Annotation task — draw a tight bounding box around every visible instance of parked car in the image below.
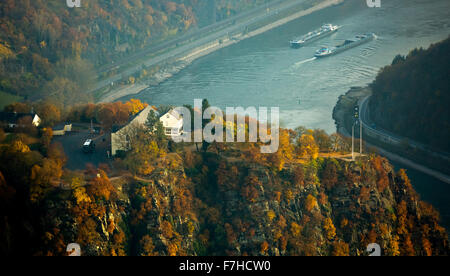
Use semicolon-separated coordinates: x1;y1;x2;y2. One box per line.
82;139;95;153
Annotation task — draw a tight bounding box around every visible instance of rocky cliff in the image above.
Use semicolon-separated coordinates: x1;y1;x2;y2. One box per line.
32;151;449;256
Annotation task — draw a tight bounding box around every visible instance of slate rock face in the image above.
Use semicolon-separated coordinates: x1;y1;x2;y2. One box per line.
38;154;449;256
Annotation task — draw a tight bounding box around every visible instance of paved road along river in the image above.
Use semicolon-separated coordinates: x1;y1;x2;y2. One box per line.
122;0;450;229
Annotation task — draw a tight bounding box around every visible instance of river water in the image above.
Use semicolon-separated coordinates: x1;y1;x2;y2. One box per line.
123;0;450;228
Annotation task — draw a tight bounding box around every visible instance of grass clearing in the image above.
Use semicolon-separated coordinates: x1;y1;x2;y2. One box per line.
0;90;23;110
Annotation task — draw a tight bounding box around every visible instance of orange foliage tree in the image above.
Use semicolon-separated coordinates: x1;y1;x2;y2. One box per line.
86;170;116;201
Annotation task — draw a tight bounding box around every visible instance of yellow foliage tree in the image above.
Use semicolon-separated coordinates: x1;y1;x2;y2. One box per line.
323;218;336;240
290;222;302;237
167;242;178;256
30;158;63;202
297;134;319;159
86;170;115;201
126;99;147;115
0;42;14;60
387;235;400;256
305;194;318;212
267;210;276;222
11;140;30;153
73;187;91;205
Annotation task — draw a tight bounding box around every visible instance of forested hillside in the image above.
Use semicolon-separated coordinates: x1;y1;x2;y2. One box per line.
0;0;274;105
369;37;450;152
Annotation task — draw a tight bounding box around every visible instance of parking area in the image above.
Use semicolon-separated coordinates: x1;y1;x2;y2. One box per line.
53;127;111;171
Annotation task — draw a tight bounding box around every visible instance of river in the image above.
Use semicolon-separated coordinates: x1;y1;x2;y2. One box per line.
122;0;450;228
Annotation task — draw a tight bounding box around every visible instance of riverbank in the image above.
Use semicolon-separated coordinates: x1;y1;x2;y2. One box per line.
333;86;450;184
97;0;344;103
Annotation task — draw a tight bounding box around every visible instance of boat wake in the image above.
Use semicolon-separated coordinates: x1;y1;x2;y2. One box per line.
294;57;317;67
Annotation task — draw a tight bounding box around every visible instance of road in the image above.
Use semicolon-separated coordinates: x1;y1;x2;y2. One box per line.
53;129;111;171
360;95;450;160
359;95;450;184
95;0;292;75
90;0;330;93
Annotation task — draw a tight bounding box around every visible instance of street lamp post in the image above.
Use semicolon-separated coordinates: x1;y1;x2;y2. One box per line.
352;122;355;160
352;105;360;161
360;119;363;155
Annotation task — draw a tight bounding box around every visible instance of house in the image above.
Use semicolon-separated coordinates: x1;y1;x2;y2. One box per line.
159;109;183;137
111;105;158;156
110;106;184;156
53;124;72;136
0;112;41;129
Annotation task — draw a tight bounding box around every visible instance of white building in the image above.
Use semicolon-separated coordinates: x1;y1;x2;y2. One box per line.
53;124;72;136
31;114;41;127
111;106;184;156
0;112;41;129
159;109;183;137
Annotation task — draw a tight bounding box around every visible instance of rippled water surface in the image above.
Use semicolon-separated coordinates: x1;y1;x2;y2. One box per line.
122;0;450;228
125;0;450;132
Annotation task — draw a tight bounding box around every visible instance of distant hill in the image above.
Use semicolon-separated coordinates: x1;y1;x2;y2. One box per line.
369;37;450;152
0;0;274;105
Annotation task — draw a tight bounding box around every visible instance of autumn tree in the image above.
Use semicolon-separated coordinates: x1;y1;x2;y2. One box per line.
292;166;305;187
47;142;67;166
97;104;116;130
241;174;261;203
41;128;53;150
10;139;31;153
140;235;156;256
126;99;147;115
290;222;302;237
35;102;61;127
330;133;349;152
305;194;318;212
4;102;31;113
73;186;91;205
387;235;401;256
0;128;5;143
77;217;101;247
16;116;37;135
402;235;415;256
323;218;336;240
332;241;349;256
30;158;63;203
267;129;294;171
296;134;319;159
42;77;88;106
260;241;269;255
86;170;116;201
161;220;174;239
312;129;332;152
321;159;339;190
125;140;164;176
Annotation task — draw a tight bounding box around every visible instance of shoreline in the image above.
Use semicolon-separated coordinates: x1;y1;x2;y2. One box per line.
333;87;450;184
98;0;344;103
